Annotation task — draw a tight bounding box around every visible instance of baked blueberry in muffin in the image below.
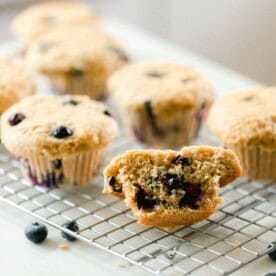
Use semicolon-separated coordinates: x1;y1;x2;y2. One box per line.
104;146;241;227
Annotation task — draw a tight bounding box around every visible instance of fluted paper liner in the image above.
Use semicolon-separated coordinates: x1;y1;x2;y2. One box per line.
230;144;276;180
121;106;204;149
19;150;103;188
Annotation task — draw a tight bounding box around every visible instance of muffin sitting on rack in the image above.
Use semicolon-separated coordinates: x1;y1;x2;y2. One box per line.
208;87;276;180
108;61;214;148
11;1;100;48
26;26;128;100
1;95;119;188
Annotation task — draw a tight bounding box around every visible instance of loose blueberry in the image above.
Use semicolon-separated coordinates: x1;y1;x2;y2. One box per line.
173;155;190;166
103;110;112;117
265;273;276;276
108;176;122;193
51;126;73;139
179;183;203;209
61;221;79;241
53;159;62;169
268;242;276;261
61;99;78;106
25;222;48;244
136;186;157;210
8;113;26;126
147;72;163;78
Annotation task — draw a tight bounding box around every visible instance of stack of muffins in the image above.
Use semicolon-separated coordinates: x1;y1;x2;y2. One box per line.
0;1;275;228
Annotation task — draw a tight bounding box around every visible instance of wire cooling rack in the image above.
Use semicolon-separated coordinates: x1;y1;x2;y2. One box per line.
0;123;275;276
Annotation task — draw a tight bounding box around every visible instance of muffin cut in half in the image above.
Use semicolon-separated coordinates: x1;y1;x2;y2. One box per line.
104;146;241;228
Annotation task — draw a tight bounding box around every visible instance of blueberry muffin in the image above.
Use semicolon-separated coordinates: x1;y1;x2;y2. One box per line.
108;61;214;148
11;1;100;47
0;59;35;120
26;26;128;100
104;146;241;227
208;87;276;180
1;95;119;188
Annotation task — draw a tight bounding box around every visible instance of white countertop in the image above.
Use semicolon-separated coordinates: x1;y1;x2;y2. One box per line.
0;19;274;275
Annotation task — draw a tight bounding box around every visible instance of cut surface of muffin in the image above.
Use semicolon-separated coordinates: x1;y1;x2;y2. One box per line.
104;146;241;227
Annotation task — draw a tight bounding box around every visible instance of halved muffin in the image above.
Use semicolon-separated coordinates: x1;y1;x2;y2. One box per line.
104;146;241;228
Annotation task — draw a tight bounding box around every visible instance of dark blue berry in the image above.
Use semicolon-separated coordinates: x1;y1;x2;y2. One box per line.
136;186;157;210
179;183;203;209
104;110;112;117
8;113;26;126
268;242;276;261
173;155;190;166
265;273;276;276
144;100;164;137
53;159;62;169
25;222;48;244
61;221;79;241
159;173;184;191
51;126;73;139
108;176;122;193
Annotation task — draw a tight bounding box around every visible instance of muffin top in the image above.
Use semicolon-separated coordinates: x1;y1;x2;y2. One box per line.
108;61;214;110
207;87;276;149
26;26;128;74
1;95;119;158
12;1;100;44
0;59;35;114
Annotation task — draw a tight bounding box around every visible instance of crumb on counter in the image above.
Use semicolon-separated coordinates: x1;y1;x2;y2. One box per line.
58;243;69;250
116;262;126;268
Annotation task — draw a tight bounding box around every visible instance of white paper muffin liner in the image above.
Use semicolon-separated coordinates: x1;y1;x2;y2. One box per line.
18;150;103;188
121;103;207;149
230;144;276;180
49;74;107;100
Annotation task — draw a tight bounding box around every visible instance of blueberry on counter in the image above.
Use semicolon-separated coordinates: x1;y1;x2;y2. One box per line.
25;222;48;244
61;221;79;241
268;241;276;261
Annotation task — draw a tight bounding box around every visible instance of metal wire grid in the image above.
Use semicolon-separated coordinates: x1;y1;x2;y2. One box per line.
0;127;275;276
